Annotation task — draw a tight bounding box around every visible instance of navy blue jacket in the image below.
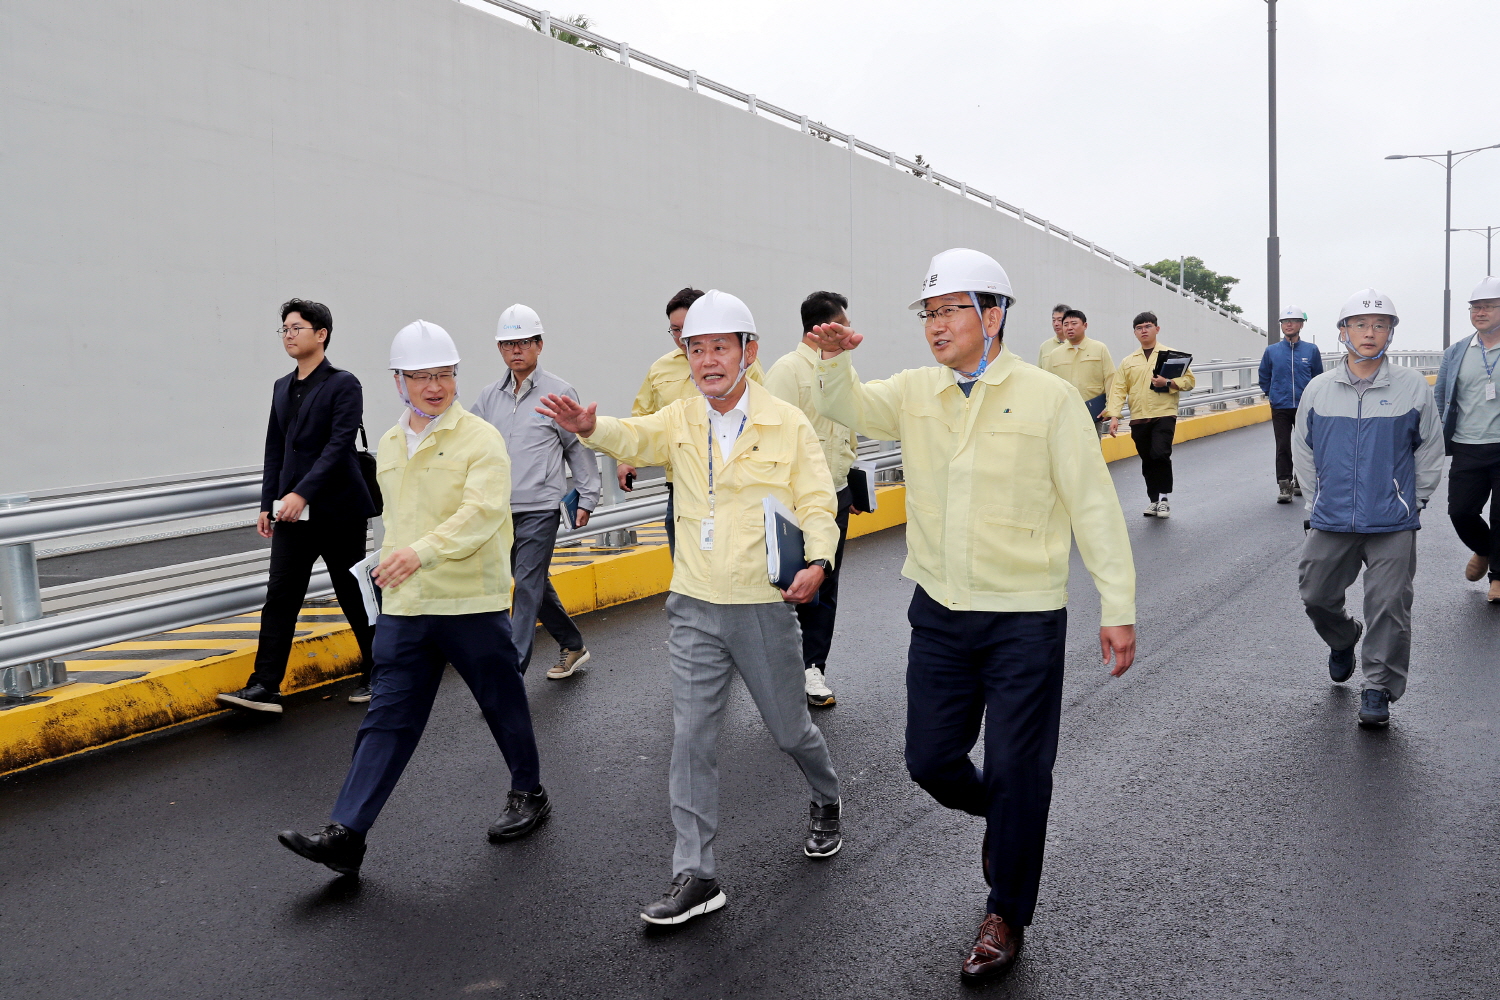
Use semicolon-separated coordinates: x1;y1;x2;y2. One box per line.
1257;338;1323;410
261;359;377;521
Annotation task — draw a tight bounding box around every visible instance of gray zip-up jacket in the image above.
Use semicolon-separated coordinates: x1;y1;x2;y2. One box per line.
471;368;602;514
1291;359;1443;534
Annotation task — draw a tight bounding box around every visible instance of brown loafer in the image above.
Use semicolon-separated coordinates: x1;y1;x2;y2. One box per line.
1489;578;1500;604
1466;553;1490;582
960;913;1023;983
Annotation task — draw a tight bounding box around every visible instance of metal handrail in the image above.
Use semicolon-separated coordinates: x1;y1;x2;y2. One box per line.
0;474;261;548
472;0;1267;337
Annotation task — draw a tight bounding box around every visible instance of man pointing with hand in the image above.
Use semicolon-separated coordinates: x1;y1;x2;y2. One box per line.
809;248;1137;984
539;289;844;928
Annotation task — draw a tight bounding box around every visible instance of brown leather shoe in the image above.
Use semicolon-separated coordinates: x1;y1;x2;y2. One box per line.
960;913;1023;983
1466;553;1490;582
1488;578;1500;603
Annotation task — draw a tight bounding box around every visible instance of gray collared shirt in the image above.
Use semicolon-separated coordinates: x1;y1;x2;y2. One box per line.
1452;335;1500;445
470;368;602;513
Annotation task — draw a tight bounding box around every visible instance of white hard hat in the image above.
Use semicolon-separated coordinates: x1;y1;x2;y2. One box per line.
681;289;758;342
908;248;1015;310
1279;306;1308;322
390;320;461;370
496;303;544;341
1336;289;1399;328
1469;276;1500;303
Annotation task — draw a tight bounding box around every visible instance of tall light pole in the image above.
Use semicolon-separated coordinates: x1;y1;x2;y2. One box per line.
1386;142;1500;348
1265;0;1279;346
1452;225;1496;277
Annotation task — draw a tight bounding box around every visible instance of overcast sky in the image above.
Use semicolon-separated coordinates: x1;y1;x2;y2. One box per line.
466;0;1499;350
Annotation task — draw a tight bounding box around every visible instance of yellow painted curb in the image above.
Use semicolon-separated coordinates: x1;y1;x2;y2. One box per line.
4;396;1284;775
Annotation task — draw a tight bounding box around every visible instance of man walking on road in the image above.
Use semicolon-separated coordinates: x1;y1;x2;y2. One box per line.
1434;277;1500;602
539;290;843;928
218;299;378;714
1294;290;1444;728
1105;311;1197;518
278;321;550;877
1036;303;1070;370
472;304;601;678
1258;306;1324;504
810;249;1137;984
618;288;764;554
764;290;861;709
1044;308;1114;433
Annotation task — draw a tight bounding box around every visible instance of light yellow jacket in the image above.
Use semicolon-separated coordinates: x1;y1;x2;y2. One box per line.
374;403;514;616
814;347;1136;625
1046;336;1116;401
583;380;839;605
1104;342;1197;420
763;341;860;491
1037;337;1066;370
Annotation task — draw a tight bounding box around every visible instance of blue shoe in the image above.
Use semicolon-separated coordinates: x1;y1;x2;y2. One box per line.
1327;620;1363;683
1358;688;1391;727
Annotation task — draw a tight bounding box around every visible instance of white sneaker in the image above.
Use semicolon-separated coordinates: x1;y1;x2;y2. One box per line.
1155;497;1171;519
804;666;836;708
1142;501;1158;517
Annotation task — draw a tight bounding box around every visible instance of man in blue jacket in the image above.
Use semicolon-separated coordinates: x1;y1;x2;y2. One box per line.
219;299;379;713
1292;290;1444;728
1259;306;1324;504
1433;277;1500;602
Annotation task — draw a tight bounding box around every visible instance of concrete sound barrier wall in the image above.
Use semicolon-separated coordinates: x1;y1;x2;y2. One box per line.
0;0;1265;494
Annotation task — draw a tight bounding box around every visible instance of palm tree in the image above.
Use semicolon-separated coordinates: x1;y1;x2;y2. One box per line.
531;13;603;55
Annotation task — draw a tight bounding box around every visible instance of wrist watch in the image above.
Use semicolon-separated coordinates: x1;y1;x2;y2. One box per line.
808;559;832;571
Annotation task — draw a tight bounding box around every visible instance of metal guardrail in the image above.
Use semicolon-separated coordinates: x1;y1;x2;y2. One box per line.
471;0;1267;338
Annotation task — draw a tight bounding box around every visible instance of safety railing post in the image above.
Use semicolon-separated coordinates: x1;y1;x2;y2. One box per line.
0;495;66;698
1209;361;1227;410
539;10;551;35
1238;359;1257;405
592;455;637;549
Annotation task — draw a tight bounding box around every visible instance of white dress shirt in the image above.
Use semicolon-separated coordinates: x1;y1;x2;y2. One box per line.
706;396;749;457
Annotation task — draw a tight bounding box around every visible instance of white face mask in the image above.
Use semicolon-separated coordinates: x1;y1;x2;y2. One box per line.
393;370;459;418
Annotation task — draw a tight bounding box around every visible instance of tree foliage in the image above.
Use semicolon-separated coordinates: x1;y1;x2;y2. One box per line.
1143;256;1243;314
531;13;602;55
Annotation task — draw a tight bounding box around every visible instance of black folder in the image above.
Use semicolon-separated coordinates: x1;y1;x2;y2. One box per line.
763;496;805;591
1150;350;1193;391
847;461;879;514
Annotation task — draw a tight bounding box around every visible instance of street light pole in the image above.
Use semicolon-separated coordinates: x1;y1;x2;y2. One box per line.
1386;142;1500;349
1453;225;1496;278
1265;0;1280;346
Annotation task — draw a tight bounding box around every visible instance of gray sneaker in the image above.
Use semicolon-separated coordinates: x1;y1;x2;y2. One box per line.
1358;688;1391;727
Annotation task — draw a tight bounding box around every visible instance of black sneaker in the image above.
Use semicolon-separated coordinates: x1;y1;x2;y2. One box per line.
805;799;842;857
278;823;365;875
1328;620;1363;683
1358;688;1391;727
347;685;372;704
487;785;551;842
640;873;726;925
217;683;283;714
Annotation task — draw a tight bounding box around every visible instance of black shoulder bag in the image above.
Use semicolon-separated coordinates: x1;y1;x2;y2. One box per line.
357;423;383;513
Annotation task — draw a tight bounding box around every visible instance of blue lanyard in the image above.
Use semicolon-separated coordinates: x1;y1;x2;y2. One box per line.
706;411;747;519
1478;340;1499;381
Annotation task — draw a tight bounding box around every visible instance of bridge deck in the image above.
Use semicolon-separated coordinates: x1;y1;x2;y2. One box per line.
3;420;1496;998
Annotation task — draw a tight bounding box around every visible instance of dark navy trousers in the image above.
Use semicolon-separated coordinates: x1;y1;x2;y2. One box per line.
330;611;541;833
904;586;1066;927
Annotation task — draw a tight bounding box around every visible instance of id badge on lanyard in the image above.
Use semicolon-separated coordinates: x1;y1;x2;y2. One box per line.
702;412;746;550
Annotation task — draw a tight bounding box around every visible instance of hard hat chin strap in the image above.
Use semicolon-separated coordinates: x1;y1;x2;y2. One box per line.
954;292;1007;380
1338;325;1395;363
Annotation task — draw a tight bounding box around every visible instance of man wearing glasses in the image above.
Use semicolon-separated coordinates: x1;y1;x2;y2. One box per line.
218;299;378;713
1434;277;1500;602
810;249;1136;983
1293;290;1443;728
472;304;601;678
618;287;764;553
278;320;549;877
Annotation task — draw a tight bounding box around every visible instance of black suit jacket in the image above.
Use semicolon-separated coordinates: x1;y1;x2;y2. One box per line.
261;359;377;521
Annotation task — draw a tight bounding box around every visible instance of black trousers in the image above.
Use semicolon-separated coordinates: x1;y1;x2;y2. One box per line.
903;586;1067;927
795;487;853;671
1130;416;1177;501
330;611;540;832
1449;442;1500;580
1271;407;1298;482
249;517;373;692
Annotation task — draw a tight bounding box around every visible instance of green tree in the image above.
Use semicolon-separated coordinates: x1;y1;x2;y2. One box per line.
531;13;602;55
1143;256;1243;314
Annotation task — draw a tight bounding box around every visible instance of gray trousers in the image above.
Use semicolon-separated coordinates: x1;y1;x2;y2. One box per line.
1298;529;1417;700
509;509;584;672
664;592;841;879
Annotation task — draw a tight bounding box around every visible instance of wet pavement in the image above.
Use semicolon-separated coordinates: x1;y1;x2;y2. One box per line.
4;422;1498;999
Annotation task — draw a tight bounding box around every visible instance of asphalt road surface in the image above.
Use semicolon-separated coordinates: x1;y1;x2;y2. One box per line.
4;423;1498;999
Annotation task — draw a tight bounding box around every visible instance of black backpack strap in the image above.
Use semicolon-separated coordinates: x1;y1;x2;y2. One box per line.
359;422;369;450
